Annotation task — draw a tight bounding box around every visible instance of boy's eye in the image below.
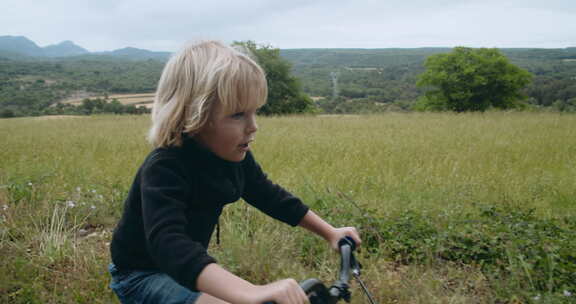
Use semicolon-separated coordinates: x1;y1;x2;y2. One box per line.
230;112;244;119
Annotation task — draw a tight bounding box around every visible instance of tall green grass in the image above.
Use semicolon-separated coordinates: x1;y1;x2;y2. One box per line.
1;113;575;303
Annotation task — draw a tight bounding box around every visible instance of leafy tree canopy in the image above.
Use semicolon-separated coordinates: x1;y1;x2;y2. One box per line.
234;41;316;115
417;47;533;112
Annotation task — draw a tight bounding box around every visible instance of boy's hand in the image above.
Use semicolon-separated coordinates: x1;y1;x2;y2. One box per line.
251;279;309;304
297;211;361;252
329;227;361;251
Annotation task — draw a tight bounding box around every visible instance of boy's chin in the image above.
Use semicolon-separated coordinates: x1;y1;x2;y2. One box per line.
223;151;247;163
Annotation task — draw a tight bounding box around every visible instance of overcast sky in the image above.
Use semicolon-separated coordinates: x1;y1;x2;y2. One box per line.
3;0;575;52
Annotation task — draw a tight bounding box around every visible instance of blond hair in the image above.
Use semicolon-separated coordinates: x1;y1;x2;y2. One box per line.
148;41;268;148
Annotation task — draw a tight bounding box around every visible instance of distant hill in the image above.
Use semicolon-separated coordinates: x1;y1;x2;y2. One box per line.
93;47;170;60
280;47;576;68
0;35;170;60
0;36;44;57
280;48;453;68
1;36;575;117
43;40;89;57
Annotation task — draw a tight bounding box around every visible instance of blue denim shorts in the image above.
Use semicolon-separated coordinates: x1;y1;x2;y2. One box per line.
108;263;201;304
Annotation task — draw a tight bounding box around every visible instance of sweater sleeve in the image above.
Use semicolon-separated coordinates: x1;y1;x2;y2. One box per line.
241;151;309;226
140;155;216;291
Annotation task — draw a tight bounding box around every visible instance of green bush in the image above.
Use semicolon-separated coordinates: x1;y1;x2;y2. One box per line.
312;193;575;300
374;205;576;298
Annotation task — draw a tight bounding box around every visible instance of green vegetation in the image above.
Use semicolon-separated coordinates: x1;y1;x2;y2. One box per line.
50;98;150;116
3;47;576;118
0;57;162;117
416;47;533;111
236;41;316;115
1;113;575;303
282;48;576;113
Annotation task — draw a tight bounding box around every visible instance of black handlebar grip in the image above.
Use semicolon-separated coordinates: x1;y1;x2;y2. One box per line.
300;278;332;304
338;236;356;251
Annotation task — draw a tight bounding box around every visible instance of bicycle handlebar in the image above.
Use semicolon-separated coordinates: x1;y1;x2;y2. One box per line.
300;236;359;304
264;237;360;304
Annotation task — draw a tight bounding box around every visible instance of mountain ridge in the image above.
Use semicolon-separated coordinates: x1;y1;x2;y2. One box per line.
43;40;89;57
3;35;575;62
0;35;171;60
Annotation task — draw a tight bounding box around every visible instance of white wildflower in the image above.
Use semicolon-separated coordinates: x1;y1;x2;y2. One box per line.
90;205;96;210
28;182;33;186
564;290;573;297
2;204;7;211
98;195;104;200
66;200;76;208
533;295;541;301
76;187;81;192
91;189;97;193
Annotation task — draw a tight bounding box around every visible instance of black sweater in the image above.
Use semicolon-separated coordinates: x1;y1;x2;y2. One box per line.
110;138;309;291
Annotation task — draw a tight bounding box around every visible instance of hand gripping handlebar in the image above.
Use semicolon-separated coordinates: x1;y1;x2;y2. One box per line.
267;237;377;304
299;236;360;304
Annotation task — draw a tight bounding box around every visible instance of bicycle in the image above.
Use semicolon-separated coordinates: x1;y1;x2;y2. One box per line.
298;237;378;304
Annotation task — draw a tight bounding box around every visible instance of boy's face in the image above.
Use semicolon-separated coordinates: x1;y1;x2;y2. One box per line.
194;103;259;162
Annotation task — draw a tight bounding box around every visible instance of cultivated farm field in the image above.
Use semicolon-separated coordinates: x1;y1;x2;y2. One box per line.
63;93;155;109
0;113;575;303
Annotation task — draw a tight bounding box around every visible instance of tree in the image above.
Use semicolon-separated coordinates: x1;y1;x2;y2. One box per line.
553;98;576;112
234;41;316;115
417;47;533;112
0;108;15;118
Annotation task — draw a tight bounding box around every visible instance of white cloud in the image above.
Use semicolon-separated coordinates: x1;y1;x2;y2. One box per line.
1;0;574;51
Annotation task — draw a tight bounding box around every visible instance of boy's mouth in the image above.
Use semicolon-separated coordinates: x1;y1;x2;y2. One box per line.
239;139;254;150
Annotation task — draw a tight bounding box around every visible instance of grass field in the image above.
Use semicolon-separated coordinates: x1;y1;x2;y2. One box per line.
1;112;575;303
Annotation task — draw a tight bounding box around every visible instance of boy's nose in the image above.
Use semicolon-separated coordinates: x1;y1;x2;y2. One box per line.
246;116;258;133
